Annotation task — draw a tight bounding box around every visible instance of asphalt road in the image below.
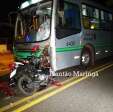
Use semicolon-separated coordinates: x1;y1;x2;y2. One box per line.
25;64;113;112
0;57;113;112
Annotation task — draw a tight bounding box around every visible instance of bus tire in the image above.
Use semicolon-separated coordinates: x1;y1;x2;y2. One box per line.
80;48;91;69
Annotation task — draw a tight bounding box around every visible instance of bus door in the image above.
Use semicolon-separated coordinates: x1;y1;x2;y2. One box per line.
54;0;82;71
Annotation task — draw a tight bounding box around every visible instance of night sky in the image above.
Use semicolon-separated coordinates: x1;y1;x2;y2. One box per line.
0;0;22;22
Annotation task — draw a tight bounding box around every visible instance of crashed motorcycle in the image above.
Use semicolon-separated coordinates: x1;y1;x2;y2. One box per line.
10;47;51;96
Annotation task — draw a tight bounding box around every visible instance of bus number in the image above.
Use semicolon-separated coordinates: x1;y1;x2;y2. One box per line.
66;41;76;47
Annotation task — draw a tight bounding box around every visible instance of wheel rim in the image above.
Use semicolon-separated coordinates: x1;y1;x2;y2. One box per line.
81;52;90;65
18;76;36;95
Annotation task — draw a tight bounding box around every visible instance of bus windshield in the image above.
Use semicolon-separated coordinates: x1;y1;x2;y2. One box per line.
15;1;52;42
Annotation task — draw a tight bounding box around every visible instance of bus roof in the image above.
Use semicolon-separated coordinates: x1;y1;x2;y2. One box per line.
19;0;113;13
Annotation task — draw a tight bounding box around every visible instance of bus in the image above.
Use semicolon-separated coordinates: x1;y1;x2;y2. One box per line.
13;0;113;72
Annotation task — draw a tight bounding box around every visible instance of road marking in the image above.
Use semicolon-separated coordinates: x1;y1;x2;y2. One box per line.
12;63;113;112
0;77;78;112
13;77;88;112
0;61;113;112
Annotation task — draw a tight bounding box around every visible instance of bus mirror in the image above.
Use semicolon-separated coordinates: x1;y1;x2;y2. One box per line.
58;0;64;11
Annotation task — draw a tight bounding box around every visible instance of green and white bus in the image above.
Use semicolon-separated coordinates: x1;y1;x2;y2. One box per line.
14;0;113;71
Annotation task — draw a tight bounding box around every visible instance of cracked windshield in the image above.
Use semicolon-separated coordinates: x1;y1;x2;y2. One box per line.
15;1;52;42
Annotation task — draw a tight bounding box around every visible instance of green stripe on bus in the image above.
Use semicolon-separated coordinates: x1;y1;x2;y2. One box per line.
56;46;83;52
56;44;113;53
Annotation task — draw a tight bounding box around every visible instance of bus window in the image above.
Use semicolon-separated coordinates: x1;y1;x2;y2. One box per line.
82;4;87;16
101;10;104;20
82;4;90;29
56;2;81;39
104;12;110;30
15;1;52;42
100;10;106;29
82;16;90;29
100;11;112;30
90;8;100;29
15;15;24;40
64;3;81;29
106;12;113;30
82;5;100;29
108;13;113;30
94;9;99;19
109;13;112;21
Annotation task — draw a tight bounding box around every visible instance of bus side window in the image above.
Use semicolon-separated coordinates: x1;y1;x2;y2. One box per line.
15;15;24;39
100;11;106;30
82;4;90;29
89;8;100;29
108;13;113;30
82;4;100;30
82;16;90;29
92;8;100;29
57;2;81;29
105;12;113;30
56;2;81;39
64;3;81;29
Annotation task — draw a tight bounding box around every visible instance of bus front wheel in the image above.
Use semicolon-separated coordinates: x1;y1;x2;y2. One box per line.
80;49;91;69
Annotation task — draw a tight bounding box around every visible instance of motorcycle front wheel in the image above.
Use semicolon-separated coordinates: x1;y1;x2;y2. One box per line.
18;75;37;96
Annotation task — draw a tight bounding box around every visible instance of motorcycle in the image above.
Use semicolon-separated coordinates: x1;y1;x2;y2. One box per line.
10;47;51;96
10;61;24;86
